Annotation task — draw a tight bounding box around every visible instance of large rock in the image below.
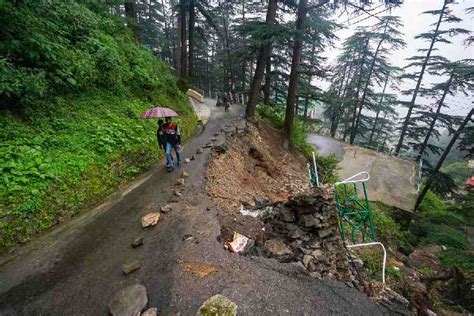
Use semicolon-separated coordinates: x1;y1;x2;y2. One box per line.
108;284;148;316
141;213;160;228
197;294;237;316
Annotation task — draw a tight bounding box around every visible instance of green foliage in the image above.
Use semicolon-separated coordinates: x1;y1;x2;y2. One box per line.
423;225;467;249
409;190;468;251
256;105;284;130
439;248;474;273
0;1;184;109
0;1;197;251
371;202;409;250
316;154;339;184
441;162;471;188
418;190;447;213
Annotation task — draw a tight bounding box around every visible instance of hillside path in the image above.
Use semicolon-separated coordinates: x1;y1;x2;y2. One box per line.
0;101;390;315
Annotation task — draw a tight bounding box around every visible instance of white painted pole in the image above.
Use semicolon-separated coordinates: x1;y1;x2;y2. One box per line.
312;151;319;188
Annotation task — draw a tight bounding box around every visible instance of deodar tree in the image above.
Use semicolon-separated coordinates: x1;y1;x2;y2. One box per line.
395;0;470;155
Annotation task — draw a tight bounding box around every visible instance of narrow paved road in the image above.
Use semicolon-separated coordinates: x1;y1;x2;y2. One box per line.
0;102;392;315
307;134;344;160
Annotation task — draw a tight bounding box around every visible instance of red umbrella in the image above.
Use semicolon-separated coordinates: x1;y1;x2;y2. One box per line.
140;107;178;119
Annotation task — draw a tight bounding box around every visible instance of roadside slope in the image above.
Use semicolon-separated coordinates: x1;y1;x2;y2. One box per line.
0;103;390;315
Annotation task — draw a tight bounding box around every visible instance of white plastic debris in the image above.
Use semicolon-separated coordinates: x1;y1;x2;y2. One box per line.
239;205;260;218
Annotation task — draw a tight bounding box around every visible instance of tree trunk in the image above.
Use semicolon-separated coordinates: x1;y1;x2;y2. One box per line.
176;10;182;77
349;37;370;144
330;63;350;137
223;15;236;97
395;1;447;155
188;0;195;80
417;71;454;160
368;74;389;144
245;0;278;120
125;0;136;22
179;0;187;79
284;0;308;139
351;22;388;144
415;108;473;211
241;0;247;94
303;97;309;120
263;54;272;106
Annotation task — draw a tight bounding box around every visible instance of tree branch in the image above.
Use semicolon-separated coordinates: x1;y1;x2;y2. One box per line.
306;0;330;13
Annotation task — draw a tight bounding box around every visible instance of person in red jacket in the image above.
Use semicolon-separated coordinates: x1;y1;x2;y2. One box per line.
163;117;181;171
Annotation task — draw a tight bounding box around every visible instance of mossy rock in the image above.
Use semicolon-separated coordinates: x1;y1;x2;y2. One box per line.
197;294;237;316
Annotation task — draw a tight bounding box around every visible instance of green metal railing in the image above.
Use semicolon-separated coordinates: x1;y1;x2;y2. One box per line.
334;172;375;243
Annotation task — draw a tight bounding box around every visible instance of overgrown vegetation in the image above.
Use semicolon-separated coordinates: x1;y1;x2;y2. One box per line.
0;1;196;251
256;105;338;184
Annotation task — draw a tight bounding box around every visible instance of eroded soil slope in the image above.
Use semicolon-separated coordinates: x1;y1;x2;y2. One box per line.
207;122;309;211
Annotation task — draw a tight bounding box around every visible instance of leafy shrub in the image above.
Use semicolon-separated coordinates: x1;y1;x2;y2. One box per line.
441;162;470;188
371;203;410;251
256;105;284;130
439;248;474;272
423;225;467;250
418;190;447;213
316;154;339;184
0;1;197;251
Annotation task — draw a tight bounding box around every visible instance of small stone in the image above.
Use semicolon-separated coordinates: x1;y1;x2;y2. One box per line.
174;190;182;197
176;178;185;186
213;145;226;154
197;294;237;316
142;307;158;316
161;205;173;213
131;237;144;248
311;249;323;258
203;142;213;148
197;148;204;154
318;228;333;239
181;171;190;178
302;214;319;227
108;284;147;316
141;212;160;228
122;260;141;275
190;155;196;160
214;133;219;137
206;207;211;211
303;255;312;268
211;137;218;142
182;234;193;241
264;239;293;257
185;158;191;163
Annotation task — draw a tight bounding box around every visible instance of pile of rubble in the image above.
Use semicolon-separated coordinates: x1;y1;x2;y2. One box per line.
262;187;353;282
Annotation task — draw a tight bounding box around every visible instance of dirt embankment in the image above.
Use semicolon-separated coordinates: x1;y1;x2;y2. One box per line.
206;122;310;240
207;122;309;211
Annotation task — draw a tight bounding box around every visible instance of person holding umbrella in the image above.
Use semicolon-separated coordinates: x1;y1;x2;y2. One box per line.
140;106;180;172
163;116;181;171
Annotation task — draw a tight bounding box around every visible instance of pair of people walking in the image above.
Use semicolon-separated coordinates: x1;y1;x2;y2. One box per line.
157;117;181;172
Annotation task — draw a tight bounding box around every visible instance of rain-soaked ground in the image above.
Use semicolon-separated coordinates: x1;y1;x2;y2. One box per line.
0;102;391;315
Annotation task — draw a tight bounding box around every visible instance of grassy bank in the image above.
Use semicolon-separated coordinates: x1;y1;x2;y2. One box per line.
0;1;196;251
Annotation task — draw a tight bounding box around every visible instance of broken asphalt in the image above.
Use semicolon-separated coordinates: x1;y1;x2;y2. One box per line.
0;100;391;315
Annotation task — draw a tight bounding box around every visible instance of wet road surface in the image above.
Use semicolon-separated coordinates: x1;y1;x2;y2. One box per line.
0;103;394;315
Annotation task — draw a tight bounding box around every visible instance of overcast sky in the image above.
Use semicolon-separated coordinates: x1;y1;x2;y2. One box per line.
319;0;473;117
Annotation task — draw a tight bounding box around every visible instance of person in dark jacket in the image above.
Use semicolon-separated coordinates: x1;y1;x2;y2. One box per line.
163;116;181;171
157;119;167;152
